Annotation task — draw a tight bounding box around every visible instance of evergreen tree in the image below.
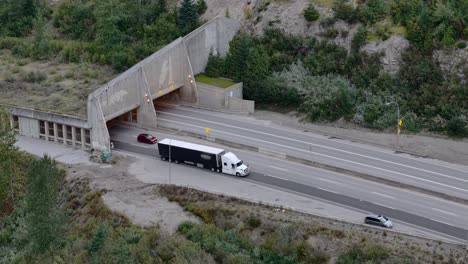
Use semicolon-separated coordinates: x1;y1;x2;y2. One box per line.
0;108;18;214
25;155;64;253
205;49;224;77
177;0;198;35
32;8;50;59
244;46;271;81
196;0;207;15
225;34;252;81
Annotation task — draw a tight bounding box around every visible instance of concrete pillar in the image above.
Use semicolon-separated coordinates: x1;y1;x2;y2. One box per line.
63;124;67;145
45;121;49;141
71;126;76;147
9;115;14;129
138;68;158;128
53;123;58;142
81;128;85;148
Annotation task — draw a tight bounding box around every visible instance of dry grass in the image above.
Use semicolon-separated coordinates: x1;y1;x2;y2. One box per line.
158;185;468;264
0;50;115;117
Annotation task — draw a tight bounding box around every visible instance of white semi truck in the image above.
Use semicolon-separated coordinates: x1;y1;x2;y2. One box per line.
158;139;249;177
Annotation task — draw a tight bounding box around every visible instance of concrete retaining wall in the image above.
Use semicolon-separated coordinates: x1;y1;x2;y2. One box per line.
196;82;254;113
196;83;227;109
228;97;255;113
8;106;89;128
7;106;92;149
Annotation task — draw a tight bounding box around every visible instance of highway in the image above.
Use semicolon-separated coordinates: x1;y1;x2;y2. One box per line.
109;125;468;241
154;105;468;201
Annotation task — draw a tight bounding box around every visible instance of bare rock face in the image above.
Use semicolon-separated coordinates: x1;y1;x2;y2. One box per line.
361;35;410;73
201;0;259;22
433;48;468;85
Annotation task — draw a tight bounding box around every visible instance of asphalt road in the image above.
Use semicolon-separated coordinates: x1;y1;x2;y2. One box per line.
154;105;468;200
109;126;468;241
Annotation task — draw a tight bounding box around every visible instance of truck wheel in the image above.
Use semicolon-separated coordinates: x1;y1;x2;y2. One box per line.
211;168;215;172
236;172;240;177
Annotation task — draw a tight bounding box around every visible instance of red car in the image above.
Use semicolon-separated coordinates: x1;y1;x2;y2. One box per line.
137;133;157;144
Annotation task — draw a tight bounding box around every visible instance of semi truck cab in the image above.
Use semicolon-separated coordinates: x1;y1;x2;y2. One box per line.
221;152;249;177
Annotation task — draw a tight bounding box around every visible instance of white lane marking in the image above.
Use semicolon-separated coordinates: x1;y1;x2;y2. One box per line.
432;208;457;216
317;187;338;194
317;178;341;185
158;118;468;194
371;202;395;210
371;192;396;199
159;107;468;174
269;166;289;172
157;112;468;181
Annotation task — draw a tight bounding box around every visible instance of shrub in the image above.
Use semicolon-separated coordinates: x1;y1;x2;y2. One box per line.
24;71;47;83
351;26;367;52
83;69;99;79
110;49;136;72
357;0;388;24
178;221;196;234
196;0;207;15
333;0;357;23
11;42;34;58
447;117;468;137
299;75;357;121
246;216;261;229
365;243;391;261
456;41;466;49
320;16;338;27
337;245;365;263
88;225;107;255
304;5;320;21
319;28;339;39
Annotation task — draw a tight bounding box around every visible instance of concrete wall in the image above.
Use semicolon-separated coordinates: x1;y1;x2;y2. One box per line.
6;106;92;149
228;97;255;113
196;83;226;109
184;17;241;75
195;82;254;113
8;106;89;128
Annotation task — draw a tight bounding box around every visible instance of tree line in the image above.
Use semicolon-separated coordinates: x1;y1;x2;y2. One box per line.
0;0;207;71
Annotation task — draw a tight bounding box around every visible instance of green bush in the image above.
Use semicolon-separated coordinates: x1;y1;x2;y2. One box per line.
447;117;468;137
401;112;421;133
246;216;261;229
304;5;320;21
357;0;388;25
299;75;357;121
351;26;367;52
196;0;207;15
11;41;34;58
364;243;391;261
333;0;357;23
456;41;466;49
337;245;365;264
